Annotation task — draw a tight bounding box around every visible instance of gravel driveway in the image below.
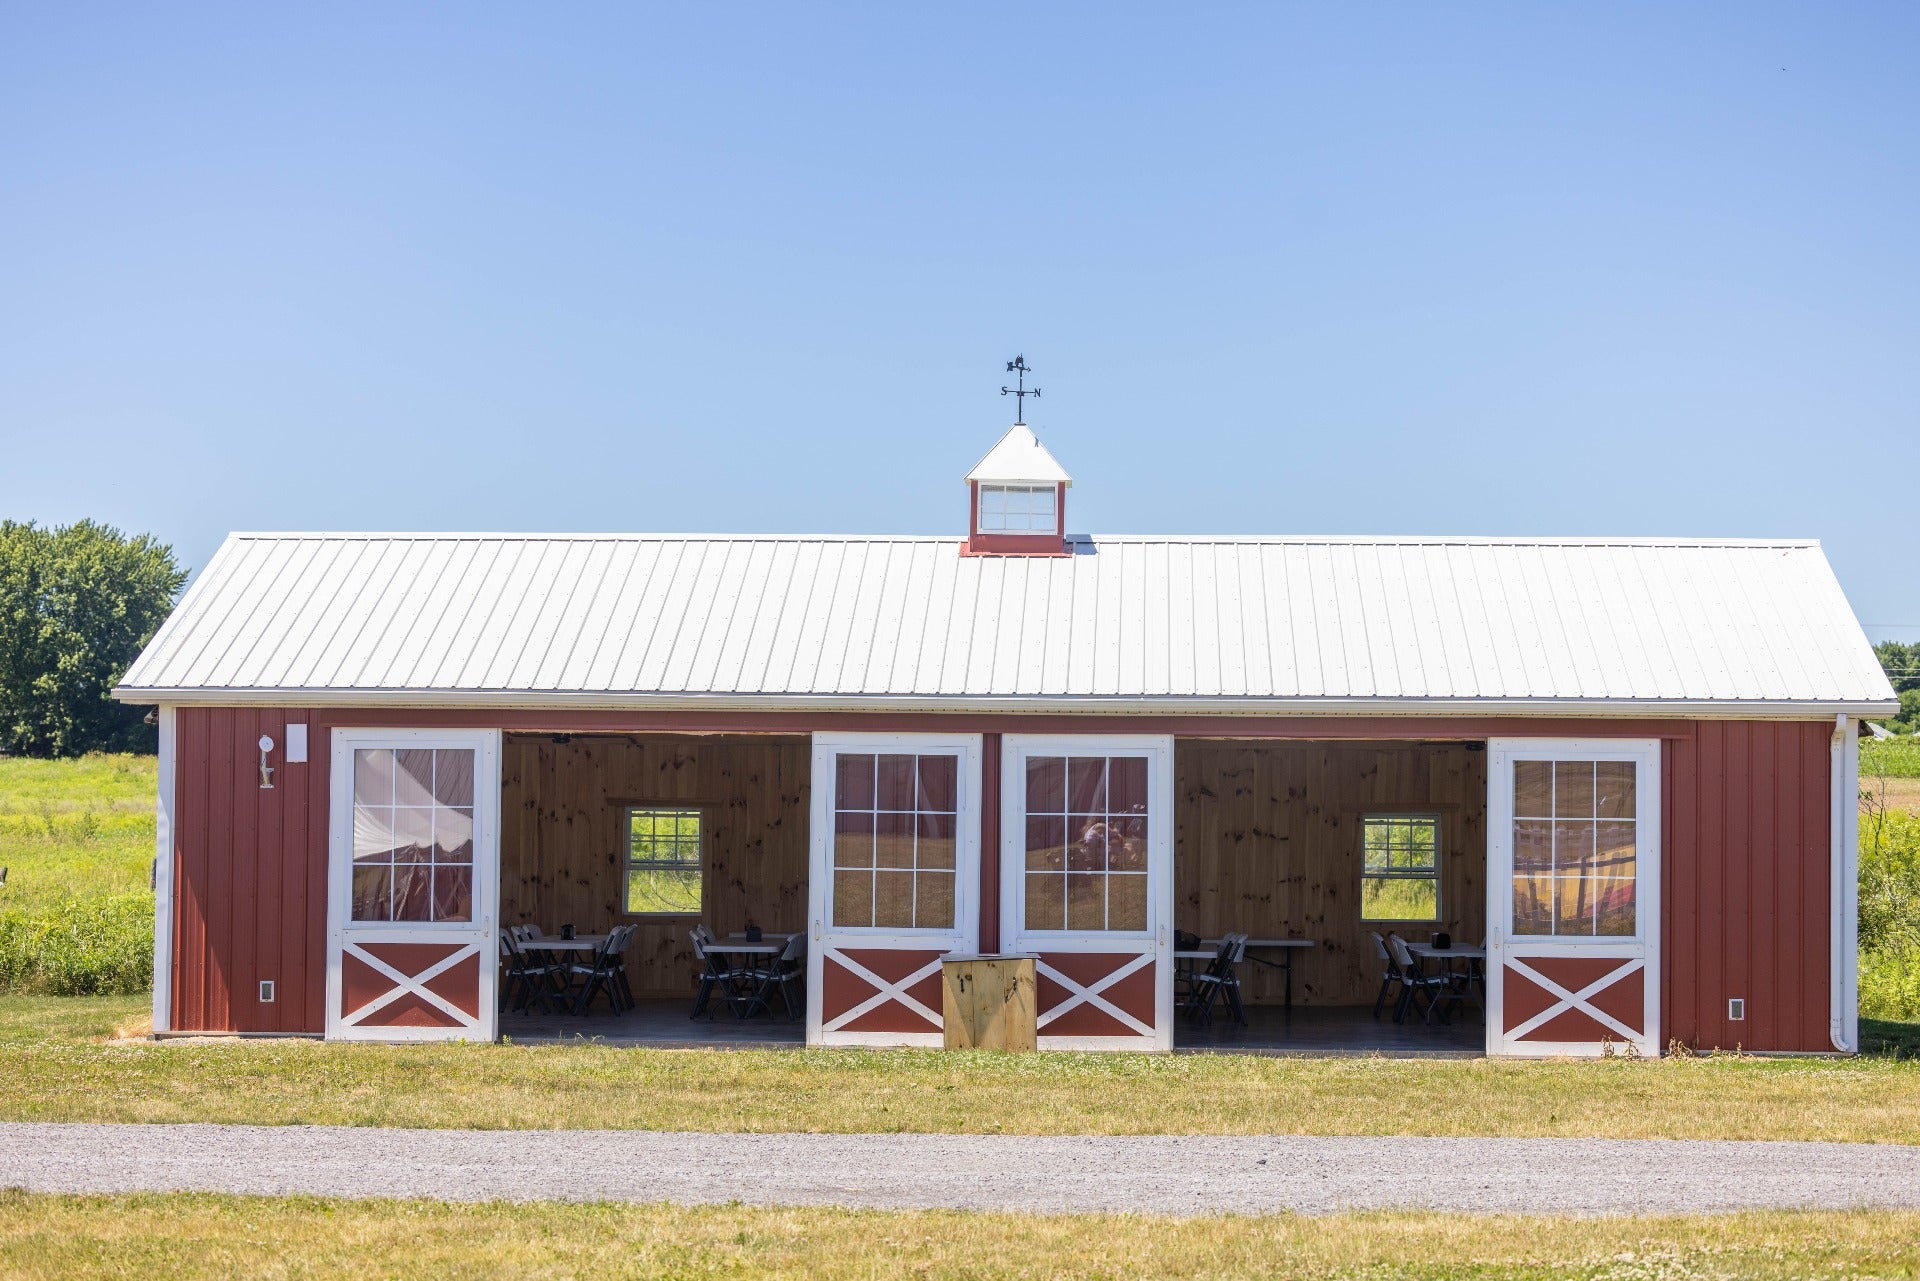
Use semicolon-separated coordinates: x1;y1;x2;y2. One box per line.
5;1123;1918;1216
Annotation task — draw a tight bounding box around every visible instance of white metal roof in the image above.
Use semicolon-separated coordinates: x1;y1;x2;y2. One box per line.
114;533;1896;716
965;425;1073;485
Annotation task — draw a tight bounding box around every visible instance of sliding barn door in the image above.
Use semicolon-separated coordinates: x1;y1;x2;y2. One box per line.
807;733;982;1047
326;729;501;1042
1001;735;1173;1051
1487;738;1661;1057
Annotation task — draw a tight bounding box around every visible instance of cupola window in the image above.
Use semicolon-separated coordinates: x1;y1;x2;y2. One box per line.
978;484;1058;533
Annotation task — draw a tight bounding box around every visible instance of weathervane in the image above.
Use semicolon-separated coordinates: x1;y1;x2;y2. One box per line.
1001;355;1041;425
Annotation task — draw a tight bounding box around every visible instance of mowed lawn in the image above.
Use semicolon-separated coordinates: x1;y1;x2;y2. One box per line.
1;1191;1918;1280
8;995;1920;1142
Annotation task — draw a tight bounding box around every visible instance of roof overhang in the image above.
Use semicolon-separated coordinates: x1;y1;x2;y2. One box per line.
110;686;1900;719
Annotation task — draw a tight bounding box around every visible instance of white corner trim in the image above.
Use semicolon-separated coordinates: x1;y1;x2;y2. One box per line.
152;706;176;1034
1831;714;1859;1053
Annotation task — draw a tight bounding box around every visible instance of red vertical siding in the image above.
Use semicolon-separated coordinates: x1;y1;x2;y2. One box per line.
171;706;206;1029
1662;719;1833;1052
169;707;325;1033
164;708;1844;1047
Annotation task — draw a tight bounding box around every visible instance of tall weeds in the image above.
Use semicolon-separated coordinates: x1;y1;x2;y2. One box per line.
0;755;155;995
1859;751;1920;1021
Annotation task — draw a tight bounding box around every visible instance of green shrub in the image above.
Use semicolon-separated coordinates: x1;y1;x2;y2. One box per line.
1858;782;1920;1022
1859;809;1920;955
1860;943;1920;1023
0;753;155;995
0;891;153;995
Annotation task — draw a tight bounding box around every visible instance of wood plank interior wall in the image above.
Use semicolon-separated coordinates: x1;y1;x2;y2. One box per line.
1174;740;1488;1006
499;733;811;997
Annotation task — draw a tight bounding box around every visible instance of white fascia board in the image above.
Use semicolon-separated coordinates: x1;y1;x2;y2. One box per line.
109;685;1902;719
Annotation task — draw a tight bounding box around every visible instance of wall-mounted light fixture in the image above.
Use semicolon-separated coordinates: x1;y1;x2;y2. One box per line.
258;735;275;789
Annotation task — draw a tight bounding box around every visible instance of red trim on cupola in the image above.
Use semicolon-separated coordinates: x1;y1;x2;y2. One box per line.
960;480;1069;557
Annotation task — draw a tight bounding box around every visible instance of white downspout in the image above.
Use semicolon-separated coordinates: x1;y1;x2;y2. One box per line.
152;706;176;1035
1830;713;1859;1053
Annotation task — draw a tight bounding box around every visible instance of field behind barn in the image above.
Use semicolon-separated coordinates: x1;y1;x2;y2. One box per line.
1860;739;1920;1020
0;755;154;996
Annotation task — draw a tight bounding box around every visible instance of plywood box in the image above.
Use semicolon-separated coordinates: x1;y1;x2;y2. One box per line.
942;955;1037;1051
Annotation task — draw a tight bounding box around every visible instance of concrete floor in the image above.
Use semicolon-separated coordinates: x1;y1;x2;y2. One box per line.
500;998;1484;1055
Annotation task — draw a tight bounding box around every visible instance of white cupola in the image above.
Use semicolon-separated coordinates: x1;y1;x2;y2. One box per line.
962;423;1072;556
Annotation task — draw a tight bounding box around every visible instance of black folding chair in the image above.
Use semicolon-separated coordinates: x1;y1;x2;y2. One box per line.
1388;933;1464;1025
690;928;746;1019
568;925;634;1015
608;926;636;1011
1187;933;1249;1027
499;929;565;1014
740;933;807;1019
1370;930;1407;1019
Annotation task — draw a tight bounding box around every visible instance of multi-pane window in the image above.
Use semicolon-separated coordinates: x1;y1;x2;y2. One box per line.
351;748;475;923
832;753;959;929
1360;815;1440;922
978;484;1058;532
1512;760;1637;937
624;808;702;915
1024;755;1149;932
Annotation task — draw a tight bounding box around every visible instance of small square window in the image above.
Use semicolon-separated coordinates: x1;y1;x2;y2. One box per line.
979;484;1057;533
625;807;703;915
1360;814;1440;922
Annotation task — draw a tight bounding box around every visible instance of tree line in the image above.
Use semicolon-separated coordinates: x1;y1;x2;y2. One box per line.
1876;641;1920;734
0;521;185;757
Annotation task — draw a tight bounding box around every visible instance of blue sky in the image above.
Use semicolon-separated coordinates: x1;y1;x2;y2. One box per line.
2;4;1915;640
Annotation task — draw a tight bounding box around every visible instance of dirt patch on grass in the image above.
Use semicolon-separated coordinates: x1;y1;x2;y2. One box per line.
1865;776;1920;817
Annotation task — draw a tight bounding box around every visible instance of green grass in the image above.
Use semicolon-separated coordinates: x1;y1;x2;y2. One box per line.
1862;737;1920;779
1;1193;1917;1280
6;994;1920;1142
0;754;155;994
1860;1016;1920;1058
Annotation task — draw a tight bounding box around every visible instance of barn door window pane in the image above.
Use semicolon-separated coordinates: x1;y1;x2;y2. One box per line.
830;752;958;929
624;808;703;915
349;747;475;923
1511;759;1637;937
1025;754;1149;932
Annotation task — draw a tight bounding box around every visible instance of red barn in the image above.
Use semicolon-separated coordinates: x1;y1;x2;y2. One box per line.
114;424;1896;1055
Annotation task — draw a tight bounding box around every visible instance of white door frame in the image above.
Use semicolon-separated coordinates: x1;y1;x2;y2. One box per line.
1487;737;1661;1057
806;732;983;1047
325;727;502;1042
1001;734;1174;1051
